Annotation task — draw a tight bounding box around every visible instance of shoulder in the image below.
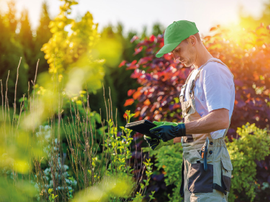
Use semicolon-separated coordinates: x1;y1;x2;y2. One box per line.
201;60;233;80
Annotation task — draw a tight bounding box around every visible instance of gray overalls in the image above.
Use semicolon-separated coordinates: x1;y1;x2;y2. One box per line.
179;58;233;202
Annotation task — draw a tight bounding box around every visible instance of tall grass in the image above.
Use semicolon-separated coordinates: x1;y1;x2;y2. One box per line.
0;59;153;202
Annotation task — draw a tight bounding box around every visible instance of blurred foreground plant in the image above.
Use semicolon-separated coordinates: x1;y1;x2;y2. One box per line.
72;174;133;202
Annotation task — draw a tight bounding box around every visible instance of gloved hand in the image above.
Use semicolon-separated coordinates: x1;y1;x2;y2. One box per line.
144;135;174;150
144;121;176;150
144;135;160;150
150;121;186;142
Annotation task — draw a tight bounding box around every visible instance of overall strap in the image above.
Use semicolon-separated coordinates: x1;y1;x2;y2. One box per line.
179;68;195;103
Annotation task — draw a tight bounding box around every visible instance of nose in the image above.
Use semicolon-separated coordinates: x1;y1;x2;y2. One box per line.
172;52;179;60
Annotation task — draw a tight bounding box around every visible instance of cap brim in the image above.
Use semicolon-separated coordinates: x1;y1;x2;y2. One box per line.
155;42;180;58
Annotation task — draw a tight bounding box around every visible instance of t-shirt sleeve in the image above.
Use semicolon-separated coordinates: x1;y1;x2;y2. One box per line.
201;63;233;112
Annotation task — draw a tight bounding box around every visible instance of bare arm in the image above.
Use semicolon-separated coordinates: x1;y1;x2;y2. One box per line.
173;108;229;143
185;108;229;134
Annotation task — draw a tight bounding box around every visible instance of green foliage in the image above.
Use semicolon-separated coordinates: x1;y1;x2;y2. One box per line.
32;1;52;79
88;23;141;129
0;176;37;202
72;173;134;202
41;0;104;95
132;193;144;202
132;158;156;202
105;119;133;174
67;109;139;202
18;8;35;75
5;0;17;33
34;133;77;201
0;11;28;106
140;158;153;190
48;188;58;201
153;144;183;202
238;1;270;43
227;123;270;202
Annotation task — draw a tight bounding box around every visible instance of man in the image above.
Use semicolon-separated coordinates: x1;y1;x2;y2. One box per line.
145;20;235;202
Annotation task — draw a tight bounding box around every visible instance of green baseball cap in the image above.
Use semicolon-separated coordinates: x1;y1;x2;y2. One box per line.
156;20;199;58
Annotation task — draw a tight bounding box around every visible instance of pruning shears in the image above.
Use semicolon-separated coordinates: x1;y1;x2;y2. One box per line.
200;137;209;171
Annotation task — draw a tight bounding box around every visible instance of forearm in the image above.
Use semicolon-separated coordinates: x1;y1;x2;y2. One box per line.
149;109;229;143
185;108;229;134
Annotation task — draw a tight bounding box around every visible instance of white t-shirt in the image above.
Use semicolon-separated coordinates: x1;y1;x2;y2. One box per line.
184;59;235;139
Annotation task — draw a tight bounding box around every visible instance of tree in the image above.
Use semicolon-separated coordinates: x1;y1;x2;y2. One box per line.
238;1;270;43
18;9;35;81
152;22;164;36
34;1;52;77
86;23;142;127
0;6;28;108
5;0;17;33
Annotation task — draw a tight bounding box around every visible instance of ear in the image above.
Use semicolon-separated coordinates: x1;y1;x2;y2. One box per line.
189;35;197;46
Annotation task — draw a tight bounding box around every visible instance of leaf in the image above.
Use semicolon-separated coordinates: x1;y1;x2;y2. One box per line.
133;88;142;99
126;60;137;70
133;47;143;55
203;36;211;41
134;111;140;118
118;60;126;68
149;35;155;42
144;99;151;106
127;89;136;96
130;35;139;43
140;106;148;117
164;53;173;60
154;114;162;120
124;99;134;107
138;56;152;65
209;27;217;32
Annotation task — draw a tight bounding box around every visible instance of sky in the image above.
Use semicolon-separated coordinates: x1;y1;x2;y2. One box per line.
0;0;268;35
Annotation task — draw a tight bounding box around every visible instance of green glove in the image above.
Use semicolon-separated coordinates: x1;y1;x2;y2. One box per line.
150;121;186;142
152;121;178;127
144;121;176;150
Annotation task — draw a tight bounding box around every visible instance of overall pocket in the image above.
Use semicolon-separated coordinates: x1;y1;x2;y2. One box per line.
221;159;233;192
188;163;213;193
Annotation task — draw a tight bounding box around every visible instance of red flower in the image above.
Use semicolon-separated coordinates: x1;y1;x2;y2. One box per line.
123;112;128;120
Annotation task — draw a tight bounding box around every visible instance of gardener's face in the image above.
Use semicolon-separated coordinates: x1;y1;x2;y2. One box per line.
171;37;196;67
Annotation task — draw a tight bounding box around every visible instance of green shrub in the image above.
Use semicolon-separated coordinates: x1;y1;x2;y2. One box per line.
152;144;183;202
227;123;270;202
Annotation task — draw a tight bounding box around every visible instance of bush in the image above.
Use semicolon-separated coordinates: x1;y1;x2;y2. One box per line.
152;144;183;202
227;123;270;202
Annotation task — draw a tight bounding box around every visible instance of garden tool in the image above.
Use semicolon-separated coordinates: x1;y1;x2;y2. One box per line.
200;137;209;171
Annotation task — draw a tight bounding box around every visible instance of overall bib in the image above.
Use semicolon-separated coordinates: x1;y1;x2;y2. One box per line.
178;58;233;202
